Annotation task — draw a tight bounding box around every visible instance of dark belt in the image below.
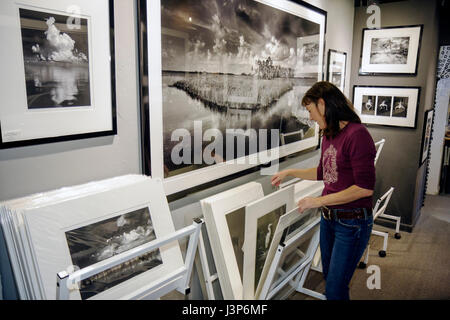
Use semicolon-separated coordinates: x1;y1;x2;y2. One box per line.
321;206;372;220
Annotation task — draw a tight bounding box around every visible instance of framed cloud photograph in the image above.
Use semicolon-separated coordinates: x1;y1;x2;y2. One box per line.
353;86;420;128
360;25;423;75
420;109;434;166
327;49;347;92
200;182;265;300
0;0;116;149
138;0;326;195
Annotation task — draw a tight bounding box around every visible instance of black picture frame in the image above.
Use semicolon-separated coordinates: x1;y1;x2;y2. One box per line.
419;108;434;167
358;24;423;76
137;0;327;196
0;0;117;149
352;85;421;129
326;49;347;91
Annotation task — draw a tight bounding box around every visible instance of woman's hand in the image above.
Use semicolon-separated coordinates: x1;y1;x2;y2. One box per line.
297;197;322;213
271;170;290;187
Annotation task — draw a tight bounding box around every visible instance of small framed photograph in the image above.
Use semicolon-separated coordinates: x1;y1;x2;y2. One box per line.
327;49;347;92
353;86;420;128
420;109;434;166
360;25;423;75
0;0;116;149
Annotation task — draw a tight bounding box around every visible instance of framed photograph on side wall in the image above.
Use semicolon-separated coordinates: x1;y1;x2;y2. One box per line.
353;85;420;128
420;109;434;166
360;25;423;76
0;0;116;149
138;0;326;195
327;49;346;92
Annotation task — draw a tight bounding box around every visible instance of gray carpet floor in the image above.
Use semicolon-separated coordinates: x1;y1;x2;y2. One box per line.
289;194;450;300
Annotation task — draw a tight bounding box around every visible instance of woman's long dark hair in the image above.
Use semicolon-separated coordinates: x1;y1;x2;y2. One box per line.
301;81;361;138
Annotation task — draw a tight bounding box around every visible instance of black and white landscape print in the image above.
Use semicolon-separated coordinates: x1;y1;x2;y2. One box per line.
161;0;321;176
362;95;376;115
20;8;91;108
392;96;408;118
376;96;392;117
370;37;409;64
65;207;162;300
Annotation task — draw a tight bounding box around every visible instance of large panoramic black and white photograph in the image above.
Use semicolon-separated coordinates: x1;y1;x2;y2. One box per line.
65;207;162;300
360;25;422;75
20;8;91;108
159;0;322;177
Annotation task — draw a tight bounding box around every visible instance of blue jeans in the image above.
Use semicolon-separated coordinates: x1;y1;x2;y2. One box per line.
320;212;373;300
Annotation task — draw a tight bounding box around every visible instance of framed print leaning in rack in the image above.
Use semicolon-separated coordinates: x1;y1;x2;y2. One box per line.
360;25;423;75
353;86;420;128
419;109;434;166
138;0;326;195
0;0;116;149
327;49;346;92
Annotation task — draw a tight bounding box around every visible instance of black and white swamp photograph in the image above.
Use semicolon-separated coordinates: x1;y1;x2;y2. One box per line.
20;8;91;109
161;0;320;177
370;36;410;64
65;207;162;300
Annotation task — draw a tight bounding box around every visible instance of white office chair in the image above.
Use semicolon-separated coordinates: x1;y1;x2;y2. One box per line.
358;186;402;268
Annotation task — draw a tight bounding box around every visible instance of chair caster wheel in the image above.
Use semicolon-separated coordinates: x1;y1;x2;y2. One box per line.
379;250;386;257
358;262;367;269
395;233;401;239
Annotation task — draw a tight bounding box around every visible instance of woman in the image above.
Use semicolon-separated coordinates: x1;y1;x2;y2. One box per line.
271;81;376;300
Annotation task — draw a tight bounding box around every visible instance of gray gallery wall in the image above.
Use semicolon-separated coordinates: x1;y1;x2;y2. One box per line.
349;0;440;230
0;0;356;299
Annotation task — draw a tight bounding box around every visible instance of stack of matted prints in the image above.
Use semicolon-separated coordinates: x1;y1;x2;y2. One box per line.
0;175;183;300
200;180;324;300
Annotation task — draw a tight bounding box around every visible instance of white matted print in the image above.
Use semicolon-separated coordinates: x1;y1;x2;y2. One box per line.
360;25;423;75
21;178;183;299
255;183;323;299
243;185;295;299
141;0;325;195
353;86;420;128
200;182;264;300
0;0;116;148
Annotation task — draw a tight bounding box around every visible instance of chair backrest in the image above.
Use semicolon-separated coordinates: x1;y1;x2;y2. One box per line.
374;139;386;165
372;187;395;220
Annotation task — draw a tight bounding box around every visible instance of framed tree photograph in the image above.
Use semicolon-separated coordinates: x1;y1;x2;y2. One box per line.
353;86;420;128
138;0;326;195
360;25;423;76
420;109;434;166
327;49;347;92
0;0;116;149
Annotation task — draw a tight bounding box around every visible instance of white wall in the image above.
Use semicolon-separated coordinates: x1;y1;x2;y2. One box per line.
0;0;141;202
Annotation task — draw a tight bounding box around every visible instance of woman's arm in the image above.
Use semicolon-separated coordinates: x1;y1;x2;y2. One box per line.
271;167;318;186
297;185;373;213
